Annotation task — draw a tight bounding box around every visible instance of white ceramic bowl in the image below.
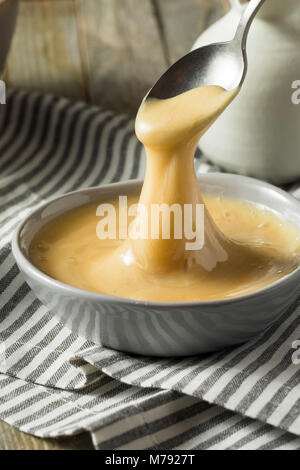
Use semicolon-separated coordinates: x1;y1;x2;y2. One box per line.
12;174;300;356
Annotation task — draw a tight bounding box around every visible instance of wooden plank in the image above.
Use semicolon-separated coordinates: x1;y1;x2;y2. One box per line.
75;0;169;115
0;419;94;450
5;0;87;100
153;0;230;65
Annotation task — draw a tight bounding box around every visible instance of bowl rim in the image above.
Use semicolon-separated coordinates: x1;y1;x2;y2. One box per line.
12;173;300;309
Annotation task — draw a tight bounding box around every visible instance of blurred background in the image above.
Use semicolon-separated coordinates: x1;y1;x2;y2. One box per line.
1;0;229;115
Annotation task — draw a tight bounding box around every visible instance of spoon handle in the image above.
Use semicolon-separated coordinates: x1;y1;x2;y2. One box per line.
234;0;266;49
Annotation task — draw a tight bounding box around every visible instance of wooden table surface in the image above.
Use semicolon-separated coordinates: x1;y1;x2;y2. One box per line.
1;0;229;450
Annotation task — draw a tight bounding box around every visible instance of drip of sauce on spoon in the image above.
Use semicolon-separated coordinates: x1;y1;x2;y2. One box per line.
131;85;239;273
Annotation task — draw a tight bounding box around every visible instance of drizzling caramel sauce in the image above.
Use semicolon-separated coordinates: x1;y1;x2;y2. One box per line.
30;86;300;302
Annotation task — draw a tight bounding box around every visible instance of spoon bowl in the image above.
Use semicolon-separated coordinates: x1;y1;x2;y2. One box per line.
147;41;245;100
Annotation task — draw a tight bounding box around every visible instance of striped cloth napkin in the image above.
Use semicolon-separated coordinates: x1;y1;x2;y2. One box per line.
0;90;300;450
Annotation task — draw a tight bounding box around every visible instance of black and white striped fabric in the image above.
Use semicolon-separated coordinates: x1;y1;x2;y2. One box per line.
0;90;300;450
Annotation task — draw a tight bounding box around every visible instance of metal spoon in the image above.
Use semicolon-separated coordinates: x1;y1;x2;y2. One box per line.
146;0;266;100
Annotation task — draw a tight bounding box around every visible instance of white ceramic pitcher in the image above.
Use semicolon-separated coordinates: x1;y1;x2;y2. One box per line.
192;0;300;184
